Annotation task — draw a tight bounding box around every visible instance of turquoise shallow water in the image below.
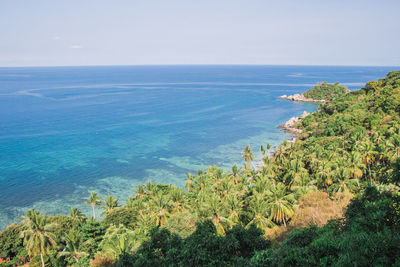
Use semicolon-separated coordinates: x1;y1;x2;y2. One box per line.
0;65;394;228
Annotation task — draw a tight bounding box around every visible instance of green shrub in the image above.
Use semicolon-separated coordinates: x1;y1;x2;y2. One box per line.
303;82;348;101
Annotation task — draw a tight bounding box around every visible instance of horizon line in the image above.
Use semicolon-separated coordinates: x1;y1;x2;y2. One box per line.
0;63;399;69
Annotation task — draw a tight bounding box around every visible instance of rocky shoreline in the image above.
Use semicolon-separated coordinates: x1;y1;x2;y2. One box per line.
279;93;326;103
278;111;309;139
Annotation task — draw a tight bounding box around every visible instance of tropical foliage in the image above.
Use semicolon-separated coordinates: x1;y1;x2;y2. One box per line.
1;71;400;266
303;81;349;100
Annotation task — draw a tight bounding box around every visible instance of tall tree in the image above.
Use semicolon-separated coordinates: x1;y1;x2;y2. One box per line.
260;145;265;160
247;196;275;231
101;195;119;216
266;143;271;155
69;207;86;224
169;187;187;214
265;183;296;226
83;192;102;219
58;229;88;264
361;141;377;184
185;173;194;192
100;225;137;259
348;151;364;179
224;195;243;225
316;160;333;190
242;145;254;172
331;167;360;193
283;156;307;188
204;195;233;235
150;192;171;226
20;209;57;267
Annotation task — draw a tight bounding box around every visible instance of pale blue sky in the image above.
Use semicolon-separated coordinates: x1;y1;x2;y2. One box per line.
0;0;399;66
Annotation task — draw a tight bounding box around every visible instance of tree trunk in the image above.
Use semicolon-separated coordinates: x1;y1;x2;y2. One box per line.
41;253;45;267
92;204;96;219
369;165;372;184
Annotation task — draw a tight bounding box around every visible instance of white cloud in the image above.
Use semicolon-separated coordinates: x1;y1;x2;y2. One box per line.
70;45;82;49
53;36;61;40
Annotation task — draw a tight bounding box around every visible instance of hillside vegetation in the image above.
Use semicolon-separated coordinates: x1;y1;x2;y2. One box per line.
303;81;349;101
1;71;400;266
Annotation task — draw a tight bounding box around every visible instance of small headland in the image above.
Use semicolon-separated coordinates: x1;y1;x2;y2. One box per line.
278;82;349;137
279;81;349;103
278;111;309;140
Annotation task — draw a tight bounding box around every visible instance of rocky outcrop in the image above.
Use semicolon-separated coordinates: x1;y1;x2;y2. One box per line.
280;117;302;134
279;94;326;103
278;111;309;135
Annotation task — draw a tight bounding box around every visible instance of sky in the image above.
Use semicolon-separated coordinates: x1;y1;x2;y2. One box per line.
0;0;399;66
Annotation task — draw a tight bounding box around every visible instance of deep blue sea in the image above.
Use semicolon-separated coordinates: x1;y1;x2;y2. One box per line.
0;65;394;228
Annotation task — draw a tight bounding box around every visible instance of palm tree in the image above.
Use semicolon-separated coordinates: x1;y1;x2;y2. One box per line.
204;196;233;235
224;195;243;225
274;146;287;164
83;192;102;219
392;135;400;158
361;141;377;184
247;196;275;230
69;207;86;224
185;173;194;192
260;161;276;178
101;195;119;215
194;173;208;193
136;210;155;230
316;160;333;190
134;184;146;199
348;151;364;179
260;145;265;160
283;156;307;188
20;209;57;267
101;225;138;259
265;183;296;227
149;192;171;226
169;187;187;214
242;145;254;172
217;178;234;198
231;164;241;184
103;235;134;259
331;167;360;193
58;229;88;264
266;143;271;155
252;177;269;196
308;148;323;172
387;134;400;159
144;181;157;196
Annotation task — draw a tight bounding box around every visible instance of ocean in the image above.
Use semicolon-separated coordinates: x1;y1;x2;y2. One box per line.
0;65;394;228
